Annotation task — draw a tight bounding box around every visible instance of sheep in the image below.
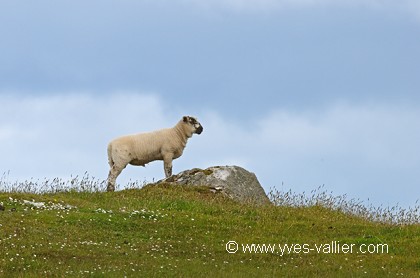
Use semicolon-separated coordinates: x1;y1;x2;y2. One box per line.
106;116;203;192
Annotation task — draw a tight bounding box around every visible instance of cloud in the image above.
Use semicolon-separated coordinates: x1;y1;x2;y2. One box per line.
1;93;419;206
0;92;171;180
256;103;420;163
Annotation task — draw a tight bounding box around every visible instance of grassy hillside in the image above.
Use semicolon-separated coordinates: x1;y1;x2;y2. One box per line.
0;183;419;277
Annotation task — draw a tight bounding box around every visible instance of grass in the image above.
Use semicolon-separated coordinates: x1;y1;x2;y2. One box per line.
0;175;419;277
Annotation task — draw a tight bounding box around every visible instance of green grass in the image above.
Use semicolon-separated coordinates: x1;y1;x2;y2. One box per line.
1;182;419;277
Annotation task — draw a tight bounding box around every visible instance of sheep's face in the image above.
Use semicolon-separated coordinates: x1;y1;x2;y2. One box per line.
183;116;203;135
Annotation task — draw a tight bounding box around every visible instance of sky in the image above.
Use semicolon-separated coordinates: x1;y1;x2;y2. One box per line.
1;0;419;207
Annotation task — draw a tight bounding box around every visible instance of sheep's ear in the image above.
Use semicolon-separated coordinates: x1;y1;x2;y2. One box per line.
183;116;189;123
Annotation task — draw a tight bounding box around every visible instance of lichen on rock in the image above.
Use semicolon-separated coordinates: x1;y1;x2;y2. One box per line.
157;165;271;206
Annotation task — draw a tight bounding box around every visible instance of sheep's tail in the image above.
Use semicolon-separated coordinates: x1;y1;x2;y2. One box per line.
107;142;114;167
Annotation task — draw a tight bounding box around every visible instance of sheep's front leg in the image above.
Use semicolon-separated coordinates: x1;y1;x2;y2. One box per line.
163;154;173;178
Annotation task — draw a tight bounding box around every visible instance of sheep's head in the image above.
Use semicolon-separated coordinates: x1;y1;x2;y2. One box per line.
183;116;203;135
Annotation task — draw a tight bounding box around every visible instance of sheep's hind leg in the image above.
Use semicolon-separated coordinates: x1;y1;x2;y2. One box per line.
107;166;123;192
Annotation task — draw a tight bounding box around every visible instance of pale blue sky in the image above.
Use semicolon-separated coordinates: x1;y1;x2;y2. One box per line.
1;0;419;207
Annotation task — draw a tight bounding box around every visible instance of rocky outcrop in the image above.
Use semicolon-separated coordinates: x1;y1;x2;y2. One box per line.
158;165;271;206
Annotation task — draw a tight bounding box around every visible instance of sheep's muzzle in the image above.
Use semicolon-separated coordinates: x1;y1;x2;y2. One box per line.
196;125;203;134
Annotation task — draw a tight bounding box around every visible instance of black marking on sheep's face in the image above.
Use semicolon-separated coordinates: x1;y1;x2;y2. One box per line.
195;124;203;135
183;116;191;123
183;116;203;135
183;116;197;124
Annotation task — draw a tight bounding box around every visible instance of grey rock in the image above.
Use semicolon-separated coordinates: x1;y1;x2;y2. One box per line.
158;165;271;206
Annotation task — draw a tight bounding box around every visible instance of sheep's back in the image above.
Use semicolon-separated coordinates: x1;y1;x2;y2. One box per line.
132;128;178;159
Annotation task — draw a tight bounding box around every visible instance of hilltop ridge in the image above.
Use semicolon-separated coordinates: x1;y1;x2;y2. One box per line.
1;183;419;276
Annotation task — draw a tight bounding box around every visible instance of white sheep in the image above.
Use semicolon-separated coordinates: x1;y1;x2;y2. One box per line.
106;116;203;191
